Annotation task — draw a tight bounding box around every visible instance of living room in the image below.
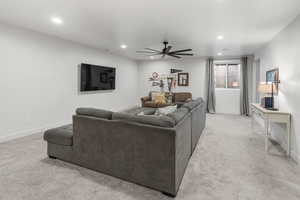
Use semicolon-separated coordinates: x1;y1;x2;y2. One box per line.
1;0;300;199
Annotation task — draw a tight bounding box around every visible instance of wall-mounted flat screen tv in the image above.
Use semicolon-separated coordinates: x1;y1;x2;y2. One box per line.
80;63;116;91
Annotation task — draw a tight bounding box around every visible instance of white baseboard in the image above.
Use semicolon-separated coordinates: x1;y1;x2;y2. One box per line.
0;122;70;143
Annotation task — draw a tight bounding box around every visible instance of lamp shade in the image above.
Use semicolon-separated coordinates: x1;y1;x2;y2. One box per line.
258;82;278;94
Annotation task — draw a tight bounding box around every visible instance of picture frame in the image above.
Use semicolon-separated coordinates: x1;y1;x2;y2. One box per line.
178;72;189;86
266;68;279;94
266;68;279;83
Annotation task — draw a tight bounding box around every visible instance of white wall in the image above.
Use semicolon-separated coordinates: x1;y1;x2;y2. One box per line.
255;14;300;162
0;23;139;142
215;89;240;114
138;58;206;98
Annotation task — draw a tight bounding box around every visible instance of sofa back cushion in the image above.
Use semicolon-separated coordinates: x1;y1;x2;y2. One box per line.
182;98;204;111
76;108;113;119
167;107;189;124
121;107;156;115
112;112;175;128
149;91;163;101
173;92;192;102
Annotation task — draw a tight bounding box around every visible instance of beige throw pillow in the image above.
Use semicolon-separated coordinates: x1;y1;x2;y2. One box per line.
154;94;166;104
151;92;162;101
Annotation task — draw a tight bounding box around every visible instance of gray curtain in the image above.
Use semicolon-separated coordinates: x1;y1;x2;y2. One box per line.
205;58;216;113
240;57;250;116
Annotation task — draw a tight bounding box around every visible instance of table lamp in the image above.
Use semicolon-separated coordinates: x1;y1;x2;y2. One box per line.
258;82;278;110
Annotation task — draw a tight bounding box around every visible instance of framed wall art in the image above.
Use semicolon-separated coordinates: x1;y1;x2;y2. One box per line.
178;73;189;86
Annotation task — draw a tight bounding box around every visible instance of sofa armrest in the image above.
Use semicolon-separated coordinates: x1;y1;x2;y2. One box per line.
141;96;151;107
141;96;151;101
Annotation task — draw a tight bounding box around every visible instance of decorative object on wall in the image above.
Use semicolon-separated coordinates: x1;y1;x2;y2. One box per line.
148;71;180;93
152;81;160;86
178;73;189;86
266;68;279;94
152;72;159;79
170;69;183;74
266;68;279;83
159;80;164;92
167;77;174;92
149;72;159;81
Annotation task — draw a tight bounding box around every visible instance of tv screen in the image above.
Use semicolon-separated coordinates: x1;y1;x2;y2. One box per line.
80;63;116;91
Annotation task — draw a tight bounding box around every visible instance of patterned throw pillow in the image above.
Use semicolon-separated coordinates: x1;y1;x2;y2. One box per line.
154;94;166;104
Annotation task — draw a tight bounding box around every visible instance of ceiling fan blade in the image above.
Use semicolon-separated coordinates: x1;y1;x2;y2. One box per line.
148;53;161;56
173;53;194;56
136;51;157;54
169;49;192;54
145;48;161;53
165;46;172;53
167;54;181;59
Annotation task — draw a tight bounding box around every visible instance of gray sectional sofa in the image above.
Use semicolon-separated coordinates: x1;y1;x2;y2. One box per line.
44;98;206;197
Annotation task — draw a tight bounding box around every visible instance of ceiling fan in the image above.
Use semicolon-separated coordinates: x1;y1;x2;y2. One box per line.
136;41;194;59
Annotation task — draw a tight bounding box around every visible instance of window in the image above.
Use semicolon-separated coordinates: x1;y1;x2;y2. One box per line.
214;64;240;89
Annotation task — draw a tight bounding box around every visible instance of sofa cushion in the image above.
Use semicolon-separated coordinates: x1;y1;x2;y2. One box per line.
44;125;73;146
182;98;203;111
76;108;113;119
121;107;156;115
167;107;189;124
155;105;177;116
112;112;175;128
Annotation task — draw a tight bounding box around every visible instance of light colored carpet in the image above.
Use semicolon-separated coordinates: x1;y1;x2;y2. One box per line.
1;114;300;200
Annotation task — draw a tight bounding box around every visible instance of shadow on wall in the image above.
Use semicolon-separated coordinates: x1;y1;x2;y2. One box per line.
77;64;114;96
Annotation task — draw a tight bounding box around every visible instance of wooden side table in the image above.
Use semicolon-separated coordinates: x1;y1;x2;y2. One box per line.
251;103;291;156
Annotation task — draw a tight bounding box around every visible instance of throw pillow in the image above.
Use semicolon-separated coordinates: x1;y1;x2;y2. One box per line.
151;91;162;101
155;105;177;116
154;94;166;104
137;111;145;116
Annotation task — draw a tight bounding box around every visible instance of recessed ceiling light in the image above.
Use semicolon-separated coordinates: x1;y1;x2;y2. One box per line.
217;52;223;56
217;35;224;40
150;56;154;59
120;44;127;49
51;17;63;25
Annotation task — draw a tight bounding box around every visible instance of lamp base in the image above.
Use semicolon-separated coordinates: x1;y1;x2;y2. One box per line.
261;97;274;109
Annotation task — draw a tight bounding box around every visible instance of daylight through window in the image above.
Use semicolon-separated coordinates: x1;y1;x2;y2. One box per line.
214;64;240;89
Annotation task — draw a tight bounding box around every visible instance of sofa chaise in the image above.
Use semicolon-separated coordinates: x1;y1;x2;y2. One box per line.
44;98;206;197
